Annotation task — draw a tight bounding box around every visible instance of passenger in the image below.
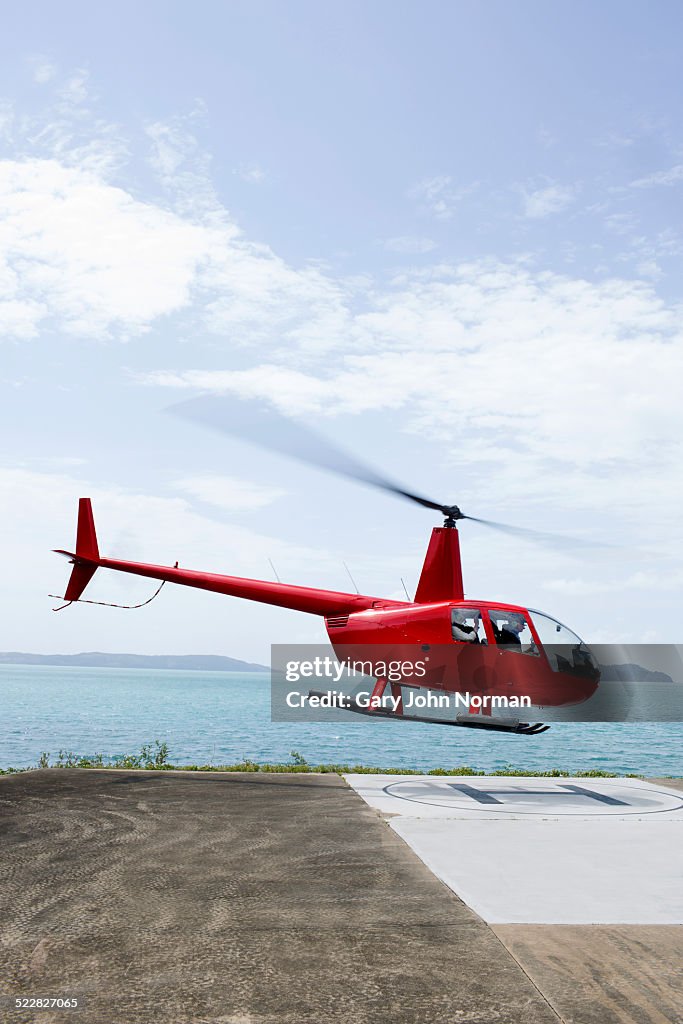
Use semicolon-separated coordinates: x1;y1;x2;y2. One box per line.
497;613;525;646
452;609;480;643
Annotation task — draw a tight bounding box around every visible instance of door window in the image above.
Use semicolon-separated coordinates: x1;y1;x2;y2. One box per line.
489;610;538;655
451;608;487;644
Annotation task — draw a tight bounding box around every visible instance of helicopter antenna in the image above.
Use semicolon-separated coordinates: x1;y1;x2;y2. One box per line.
343;561;360;594
268;557;281;584
400;576;411;602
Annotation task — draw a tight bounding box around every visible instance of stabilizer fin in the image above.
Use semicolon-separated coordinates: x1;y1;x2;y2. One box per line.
63;562;99;603
414;526;464;604
75;497;99;561
54;498;101;603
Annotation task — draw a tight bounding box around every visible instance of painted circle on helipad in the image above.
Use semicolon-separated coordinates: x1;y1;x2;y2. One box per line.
382;779;683;815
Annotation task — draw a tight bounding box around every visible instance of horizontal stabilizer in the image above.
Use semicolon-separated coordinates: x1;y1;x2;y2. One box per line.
63;562;98;603
55;498;101;603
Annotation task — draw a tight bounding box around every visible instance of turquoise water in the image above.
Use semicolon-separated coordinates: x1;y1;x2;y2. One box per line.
1;664;681;774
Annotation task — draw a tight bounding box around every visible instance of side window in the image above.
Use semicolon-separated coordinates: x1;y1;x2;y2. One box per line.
489;610;538;655
451;608;487;644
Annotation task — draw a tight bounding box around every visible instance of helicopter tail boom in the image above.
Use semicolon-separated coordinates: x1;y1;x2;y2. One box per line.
55;498;405;617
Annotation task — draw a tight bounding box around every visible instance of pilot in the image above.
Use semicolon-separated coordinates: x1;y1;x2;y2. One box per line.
497;613;525;646
452;610;480;643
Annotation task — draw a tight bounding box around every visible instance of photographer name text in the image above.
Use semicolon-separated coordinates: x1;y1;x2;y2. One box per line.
285;690;531;711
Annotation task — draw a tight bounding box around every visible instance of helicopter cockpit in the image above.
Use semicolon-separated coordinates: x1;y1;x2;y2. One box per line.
450;606;598;678
451;607;538;651
527;609;598;677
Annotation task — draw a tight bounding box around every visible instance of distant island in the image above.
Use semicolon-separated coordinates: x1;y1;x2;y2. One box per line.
0;652;268;672
599;663;674;683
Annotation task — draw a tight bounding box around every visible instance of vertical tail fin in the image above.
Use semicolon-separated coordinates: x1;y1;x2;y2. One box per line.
414;526;464;603
55;498;100;602
75;497;99;562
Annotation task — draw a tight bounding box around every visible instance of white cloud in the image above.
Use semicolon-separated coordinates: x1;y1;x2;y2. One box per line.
543;578;621;596
16;82;129;179
4;105;679;534
236;163;266;184
635;259;661;280
3;88;683;588
174;475;284;512
383;236;437;254
609;224;682;276
630;165;683;188
145;109;223;218
140;258;683;547
0;90;358;346
604;212;639;235
408;175;477;220
28;57;57;85
0;297;45;338
57;69;90;108
44;456;88;468
544;569;683;596
0;100;12;138
523;184;576;218
537;126;556;148
0;153;350;342
144;365;339;414
147;117;196;179
201;240;351;349
596;132;635;150
0;159;211;338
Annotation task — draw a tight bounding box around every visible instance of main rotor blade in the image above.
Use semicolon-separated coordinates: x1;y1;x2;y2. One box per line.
464;516;616;551
168;395;451;514
168;395;613;552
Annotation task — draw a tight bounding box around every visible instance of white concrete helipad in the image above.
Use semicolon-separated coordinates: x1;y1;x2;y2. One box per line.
344;775;683;924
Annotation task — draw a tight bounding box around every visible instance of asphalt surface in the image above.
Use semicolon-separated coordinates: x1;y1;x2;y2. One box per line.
493;925;683;1024
0;769;557;1024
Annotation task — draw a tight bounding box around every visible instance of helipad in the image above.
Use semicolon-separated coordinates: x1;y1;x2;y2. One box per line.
345;775;683;924
371;777;683;817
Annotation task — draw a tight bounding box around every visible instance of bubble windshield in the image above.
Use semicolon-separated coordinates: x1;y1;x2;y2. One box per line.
528;610;584;646
529;610;598;676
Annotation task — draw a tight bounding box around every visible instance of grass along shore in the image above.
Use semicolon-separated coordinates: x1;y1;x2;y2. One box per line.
0;740;648;777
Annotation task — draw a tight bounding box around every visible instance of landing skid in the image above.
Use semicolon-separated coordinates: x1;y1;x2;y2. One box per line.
308;691;549;735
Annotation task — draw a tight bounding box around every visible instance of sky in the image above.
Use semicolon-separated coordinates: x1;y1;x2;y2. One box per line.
2;0;683;660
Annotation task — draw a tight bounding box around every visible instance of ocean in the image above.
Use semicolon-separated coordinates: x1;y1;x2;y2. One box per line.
1;664;681;775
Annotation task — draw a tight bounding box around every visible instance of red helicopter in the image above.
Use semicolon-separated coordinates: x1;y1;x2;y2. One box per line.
54;398;601;736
